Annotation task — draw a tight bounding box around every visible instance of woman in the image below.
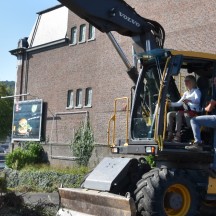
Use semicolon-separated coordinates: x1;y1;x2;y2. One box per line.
167;75;201;142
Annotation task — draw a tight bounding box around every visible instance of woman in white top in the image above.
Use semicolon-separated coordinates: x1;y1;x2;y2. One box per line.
167;75;201;142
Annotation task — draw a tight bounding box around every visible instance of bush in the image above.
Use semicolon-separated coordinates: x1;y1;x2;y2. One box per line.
24;142;44;164
71;120;94;166
6;148;28;170
6;142;45;170
145;155;156;167
5;165;89;192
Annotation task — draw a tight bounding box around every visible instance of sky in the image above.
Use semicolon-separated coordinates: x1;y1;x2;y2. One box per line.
0;0;59;81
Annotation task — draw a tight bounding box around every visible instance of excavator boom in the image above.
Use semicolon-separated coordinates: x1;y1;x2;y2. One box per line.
58;0;165;51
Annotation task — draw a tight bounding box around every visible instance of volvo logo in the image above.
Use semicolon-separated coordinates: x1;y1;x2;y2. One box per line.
119;11;140;27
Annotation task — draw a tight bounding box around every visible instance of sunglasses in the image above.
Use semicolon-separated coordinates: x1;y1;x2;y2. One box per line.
184;80;190;83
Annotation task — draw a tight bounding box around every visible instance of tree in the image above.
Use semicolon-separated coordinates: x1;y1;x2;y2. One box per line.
71;120;94;166
0;83;14;141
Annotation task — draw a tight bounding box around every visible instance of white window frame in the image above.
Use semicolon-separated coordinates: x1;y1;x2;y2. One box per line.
66;90;74;109
84;87;92;107
79;24;86;43
70;26;77;45
88;24;95;41
75;89;82;108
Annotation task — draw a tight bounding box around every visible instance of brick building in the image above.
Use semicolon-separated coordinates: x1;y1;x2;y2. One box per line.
10;0;216;167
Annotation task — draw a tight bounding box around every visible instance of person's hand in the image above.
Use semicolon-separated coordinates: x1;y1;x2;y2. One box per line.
183;99;191;104
205;100;216;112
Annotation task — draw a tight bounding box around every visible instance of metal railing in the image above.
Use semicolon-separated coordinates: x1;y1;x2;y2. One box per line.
107;97;130;147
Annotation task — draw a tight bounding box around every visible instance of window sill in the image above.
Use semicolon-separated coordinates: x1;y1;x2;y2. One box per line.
87;38;96;42
75;106;83;109
78;41;86;44
69;43;77;46
84;105;92;108
66;106;74;110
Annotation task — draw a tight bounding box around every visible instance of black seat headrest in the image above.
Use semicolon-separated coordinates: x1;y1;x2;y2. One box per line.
197;76;209;89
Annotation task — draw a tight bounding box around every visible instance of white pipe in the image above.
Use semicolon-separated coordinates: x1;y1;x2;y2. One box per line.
0;93;29;99
49;110;89;160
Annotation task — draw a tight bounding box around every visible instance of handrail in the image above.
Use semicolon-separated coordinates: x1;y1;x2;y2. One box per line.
107;97;130;147
163;99;170;140
154;57;171;150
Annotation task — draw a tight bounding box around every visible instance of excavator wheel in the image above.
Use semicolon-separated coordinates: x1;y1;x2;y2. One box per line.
134;168;201;216
200;200;216;215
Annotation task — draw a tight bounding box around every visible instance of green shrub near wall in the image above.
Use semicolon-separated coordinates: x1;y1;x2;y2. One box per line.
5;166;88;192
71;120;94;166
6;142;45;170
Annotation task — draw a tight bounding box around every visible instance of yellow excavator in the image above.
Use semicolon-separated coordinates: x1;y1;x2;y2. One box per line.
57;0;216;215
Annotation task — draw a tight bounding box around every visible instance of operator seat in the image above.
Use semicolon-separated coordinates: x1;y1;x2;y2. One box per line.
196;76;210;113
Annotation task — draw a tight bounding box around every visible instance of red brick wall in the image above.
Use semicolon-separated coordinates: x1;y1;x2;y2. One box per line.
126;0;216;53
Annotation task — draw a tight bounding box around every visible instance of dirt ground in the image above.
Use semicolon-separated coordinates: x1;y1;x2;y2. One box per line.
0;192;59;216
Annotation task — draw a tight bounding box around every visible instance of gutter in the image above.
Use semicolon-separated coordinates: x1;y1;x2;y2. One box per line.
26;38;69;53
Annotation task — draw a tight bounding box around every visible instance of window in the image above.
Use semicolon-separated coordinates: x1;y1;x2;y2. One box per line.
67;90;74;108
79;24;86;43
71;27;77;45
76;89;82;107
85;88;92;107
88;24;95;40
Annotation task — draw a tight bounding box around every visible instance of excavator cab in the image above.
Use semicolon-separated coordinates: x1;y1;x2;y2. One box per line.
112;49;216;160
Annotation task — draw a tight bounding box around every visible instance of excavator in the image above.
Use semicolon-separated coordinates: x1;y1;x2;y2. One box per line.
56;0;216;215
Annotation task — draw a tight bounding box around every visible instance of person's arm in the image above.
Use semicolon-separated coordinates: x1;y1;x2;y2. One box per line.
170;93;186;107
205;88;216;112
205;99;216;112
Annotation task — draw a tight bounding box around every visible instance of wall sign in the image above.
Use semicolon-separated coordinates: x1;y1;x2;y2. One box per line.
12;99;43;141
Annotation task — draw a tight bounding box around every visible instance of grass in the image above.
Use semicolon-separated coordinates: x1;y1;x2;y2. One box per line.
21;164;89;175
1;164;90;215
5;164;89;193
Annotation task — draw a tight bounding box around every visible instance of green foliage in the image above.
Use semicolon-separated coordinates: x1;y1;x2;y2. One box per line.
71;120;94;166
0;83;14;140
6;148;27;170
145;155;156;167
5;165;88;192
5;142;45;170
23;141;44;164
0;81;15;93
23;164;88;175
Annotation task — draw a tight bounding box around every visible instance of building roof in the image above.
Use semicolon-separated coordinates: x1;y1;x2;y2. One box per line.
28;5;68;48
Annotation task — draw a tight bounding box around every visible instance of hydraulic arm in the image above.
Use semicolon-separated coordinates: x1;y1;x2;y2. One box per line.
58;0;165;51
58;0;165;82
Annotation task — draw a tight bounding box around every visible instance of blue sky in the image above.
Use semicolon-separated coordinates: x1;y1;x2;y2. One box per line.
0;0;59;81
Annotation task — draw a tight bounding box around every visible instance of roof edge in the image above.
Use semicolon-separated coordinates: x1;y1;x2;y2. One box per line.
36;4;63;15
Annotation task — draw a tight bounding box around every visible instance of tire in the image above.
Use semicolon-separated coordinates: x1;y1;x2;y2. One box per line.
134;168;200;216
200;200;216;216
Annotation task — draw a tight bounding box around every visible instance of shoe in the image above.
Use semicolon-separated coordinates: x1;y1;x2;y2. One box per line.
173;135;181;142
185;142;203;151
